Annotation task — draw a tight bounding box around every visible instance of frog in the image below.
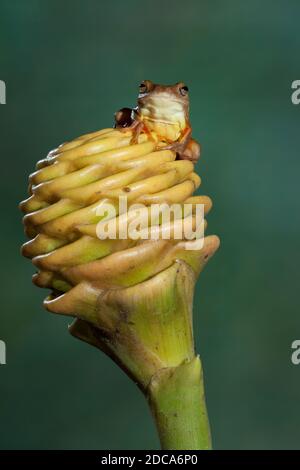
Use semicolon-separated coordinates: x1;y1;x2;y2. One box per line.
114;80;200;162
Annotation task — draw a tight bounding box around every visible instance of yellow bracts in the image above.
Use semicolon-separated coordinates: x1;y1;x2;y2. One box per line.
20;124;219;384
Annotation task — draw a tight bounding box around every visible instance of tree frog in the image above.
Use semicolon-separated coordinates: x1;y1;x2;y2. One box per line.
114;80;200;162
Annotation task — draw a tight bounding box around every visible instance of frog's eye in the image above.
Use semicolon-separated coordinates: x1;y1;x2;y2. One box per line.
139;80;154;94
179;85;189;96
139;82;148;93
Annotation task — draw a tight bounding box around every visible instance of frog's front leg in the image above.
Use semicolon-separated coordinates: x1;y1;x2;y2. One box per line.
164;126;200;162
164;126;191;155
114;108;148;144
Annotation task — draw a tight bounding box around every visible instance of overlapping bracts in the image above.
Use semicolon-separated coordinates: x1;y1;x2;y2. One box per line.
20;127;219;385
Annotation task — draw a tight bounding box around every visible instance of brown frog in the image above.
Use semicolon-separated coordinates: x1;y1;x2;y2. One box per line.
114;80;200;162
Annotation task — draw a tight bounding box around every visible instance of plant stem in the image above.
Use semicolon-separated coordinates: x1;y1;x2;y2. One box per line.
147;356;212;450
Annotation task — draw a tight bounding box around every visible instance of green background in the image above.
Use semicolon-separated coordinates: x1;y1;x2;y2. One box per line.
0;0;299;449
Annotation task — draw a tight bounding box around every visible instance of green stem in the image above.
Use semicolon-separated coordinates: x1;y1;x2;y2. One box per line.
147;356;212;450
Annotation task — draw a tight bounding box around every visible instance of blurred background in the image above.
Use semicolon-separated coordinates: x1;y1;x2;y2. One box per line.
0;0;299;450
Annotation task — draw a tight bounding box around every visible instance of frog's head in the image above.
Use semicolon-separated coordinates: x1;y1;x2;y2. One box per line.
137;80;189;128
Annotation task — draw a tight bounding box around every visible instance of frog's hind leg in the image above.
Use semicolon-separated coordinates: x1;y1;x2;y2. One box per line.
164;137;200;162
179;138;201;162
